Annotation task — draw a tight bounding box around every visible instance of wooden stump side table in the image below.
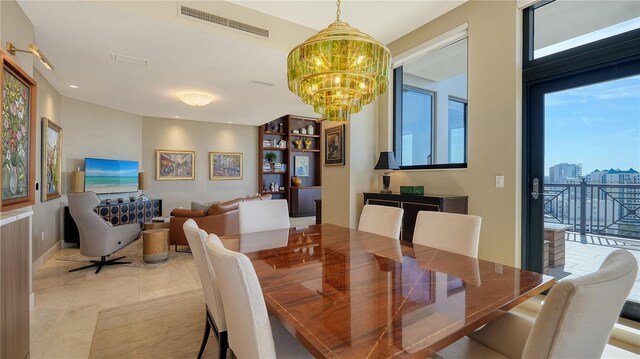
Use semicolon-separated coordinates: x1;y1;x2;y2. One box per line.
143;228;170;263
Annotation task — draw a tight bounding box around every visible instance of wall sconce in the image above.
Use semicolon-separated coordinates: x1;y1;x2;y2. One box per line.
6;41;54;70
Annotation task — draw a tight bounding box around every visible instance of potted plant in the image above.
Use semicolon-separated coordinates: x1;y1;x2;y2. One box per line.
265;152;277;171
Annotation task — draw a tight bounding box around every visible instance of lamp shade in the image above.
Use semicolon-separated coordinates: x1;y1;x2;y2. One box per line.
70;171;85;193
138;172;147;190
374;152;400;170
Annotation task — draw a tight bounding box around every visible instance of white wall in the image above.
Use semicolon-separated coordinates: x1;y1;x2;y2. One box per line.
32;70;62;262
1;0;33;75
141;116;258;215
61;96;143;197
379;0;523;266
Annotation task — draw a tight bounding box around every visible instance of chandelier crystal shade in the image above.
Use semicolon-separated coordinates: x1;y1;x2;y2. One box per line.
287;0;391;122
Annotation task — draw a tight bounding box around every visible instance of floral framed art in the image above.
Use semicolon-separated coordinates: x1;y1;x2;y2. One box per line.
42;118;62;201
324;124;345;166
1;51;37;211
210;152;243;180
156;150;195;180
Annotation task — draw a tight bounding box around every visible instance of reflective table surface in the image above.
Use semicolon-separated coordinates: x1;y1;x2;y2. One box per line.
221;224;554;358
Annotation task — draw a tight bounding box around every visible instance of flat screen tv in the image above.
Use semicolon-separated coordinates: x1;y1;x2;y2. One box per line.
84;158;139;194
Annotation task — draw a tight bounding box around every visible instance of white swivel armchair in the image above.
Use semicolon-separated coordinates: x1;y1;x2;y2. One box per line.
67;192;140;274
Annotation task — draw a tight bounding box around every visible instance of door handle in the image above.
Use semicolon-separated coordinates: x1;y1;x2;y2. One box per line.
531;178;544;200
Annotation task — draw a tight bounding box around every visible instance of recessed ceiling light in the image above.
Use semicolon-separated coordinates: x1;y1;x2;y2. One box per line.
175;116;180;119
178;92;214;107
227;121;232;124
69;85;78;88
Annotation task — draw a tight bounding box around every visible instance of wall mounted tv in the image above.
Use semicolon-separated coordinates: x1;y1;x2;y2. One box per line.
84;158;139;194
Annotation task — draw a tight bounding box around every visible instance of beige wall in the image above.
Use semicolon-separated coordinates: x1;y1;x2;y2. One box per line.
32;70;62;262
62;97;143;195
141;116;258;215
378;0;522;266
1;0;33;75
321;105;379;229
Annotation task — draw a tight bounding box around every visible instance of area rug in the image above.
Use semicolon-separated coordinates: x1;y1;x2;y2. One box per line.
56;238;191;269
89;290;219;359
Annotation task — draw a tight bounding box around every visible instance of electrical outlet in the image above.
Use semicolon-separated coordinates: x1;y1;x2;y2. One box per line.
495;175;504;188
41;231;45;241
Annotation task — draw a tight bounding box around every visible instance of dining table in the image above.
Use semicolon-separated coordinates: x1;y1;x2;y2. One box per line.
220;223;555;358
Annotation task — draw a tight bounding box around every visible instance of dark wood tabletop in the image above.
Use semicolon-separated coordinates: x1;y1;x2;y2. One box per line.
221;223;555;358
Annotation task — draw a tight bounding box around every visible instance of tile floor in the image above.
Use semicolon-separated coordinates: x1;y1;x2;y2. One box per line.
549;232;640;303
30;217;316;359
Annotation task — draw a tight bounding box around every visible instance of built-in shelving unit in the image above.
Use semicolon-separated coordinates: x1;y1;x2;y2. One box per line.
258;115;322;216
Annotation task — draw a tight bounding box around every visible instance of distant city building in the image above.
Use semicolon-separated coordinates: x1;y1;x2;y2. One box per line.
549;163;582;183
586;168;640;184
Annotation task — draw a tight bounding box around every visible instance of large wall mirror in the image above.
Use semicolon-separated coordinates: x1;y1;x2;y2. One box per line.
393;37;468;169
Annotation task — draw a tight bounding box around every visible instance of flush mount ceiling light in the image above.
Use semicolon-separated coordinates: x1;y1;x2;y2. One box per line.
287;0;391;122
178;92;214;107
6;41;54;70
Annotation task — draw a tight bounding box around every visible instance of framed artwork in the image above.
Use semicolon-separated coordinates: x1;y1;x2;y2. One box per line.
42;118;62;201
1;51;37;211
294;156;309;177
324;124;345;166
156;150;195;180
210;152;243;180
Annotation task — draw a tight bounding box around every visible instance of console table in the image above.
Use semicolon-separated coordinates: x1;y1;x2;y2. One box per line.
363;192;468;242
64;198;162;244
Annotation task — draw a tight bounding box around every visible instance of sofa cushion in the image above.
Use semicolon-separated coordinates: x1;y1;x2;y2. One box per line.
210;198;242;215
171;208;207;218
191;201;220;212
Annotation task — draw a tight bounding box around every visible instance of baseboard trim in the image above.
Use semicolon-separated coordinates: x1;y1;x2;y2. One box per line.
32;240;62;273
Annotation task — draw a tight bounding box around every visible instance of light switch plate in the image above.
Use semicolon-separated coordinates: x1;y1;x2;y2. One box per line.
495;175;504;188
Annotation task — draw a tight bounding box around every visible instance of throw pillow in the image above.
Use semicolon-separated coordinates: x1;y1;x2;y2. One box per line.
191;201;220;212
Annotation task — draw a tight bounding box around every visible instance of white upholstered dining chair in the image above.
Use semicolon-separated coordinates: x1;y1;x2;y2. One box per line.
205;235;312;359
412;211;481;258
183;219;228;359
358;204;404;240
238;199;290;234
434;249;638;359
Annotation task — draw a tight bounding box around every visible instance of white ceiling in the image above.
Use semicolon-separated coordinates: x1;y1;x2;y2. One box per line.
18;0;467;126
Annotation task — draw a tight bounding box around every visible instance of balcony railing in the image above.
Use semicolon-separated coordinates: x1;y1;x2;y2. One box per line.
544;182;640;240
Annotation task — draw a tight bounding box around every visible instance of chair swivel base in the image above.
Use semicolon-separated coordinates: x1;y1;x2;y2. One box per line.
68;255;131;274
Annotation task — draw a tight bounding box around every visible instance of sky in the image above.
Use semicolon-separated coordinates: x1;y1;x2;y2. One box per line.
545;75;640;176
85;158;139;177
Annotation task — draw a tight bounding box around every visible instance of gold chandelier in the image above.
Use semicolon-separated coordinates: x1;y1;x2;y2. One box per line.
287;0;391;122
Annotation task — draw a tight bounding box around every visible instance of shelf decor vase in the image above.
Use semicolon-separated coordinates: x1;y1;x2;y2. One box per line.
292;176;302;187
294;139;303;149
304;139;312;149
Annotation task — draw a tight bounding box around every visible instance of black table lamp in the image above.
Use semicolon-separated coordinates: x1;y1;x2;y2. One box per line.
374;151;400;194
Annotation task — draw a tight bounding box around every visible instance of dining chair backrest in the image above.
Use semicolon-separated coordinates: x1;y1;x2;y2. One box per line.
522;249;637;359
238;199;290;234
412;211;481;258
182;220;227;333
358;204;404;240
205;236;277;359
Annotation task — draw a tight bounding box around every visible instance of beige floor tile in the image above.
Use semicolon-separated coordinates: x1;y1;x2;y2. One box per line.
34;285;79;310
33;265;87;292
30;307;66;339
57;304;102;335
30;334;55;359
44;330;94;359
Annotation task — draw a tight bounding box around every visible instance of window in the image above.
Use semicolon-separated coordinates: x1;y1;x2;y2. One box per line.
447;97;466;164
393;37;468;169
531;0;640;60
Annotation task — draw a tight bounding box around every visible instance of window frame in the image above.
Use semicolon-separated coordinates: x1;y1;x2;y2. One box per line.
392;46;468;171
447;96;468;164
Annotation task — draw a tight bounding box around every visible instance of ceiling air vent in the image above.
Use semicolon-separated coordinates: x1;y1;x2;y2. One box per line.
180;5;269;38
